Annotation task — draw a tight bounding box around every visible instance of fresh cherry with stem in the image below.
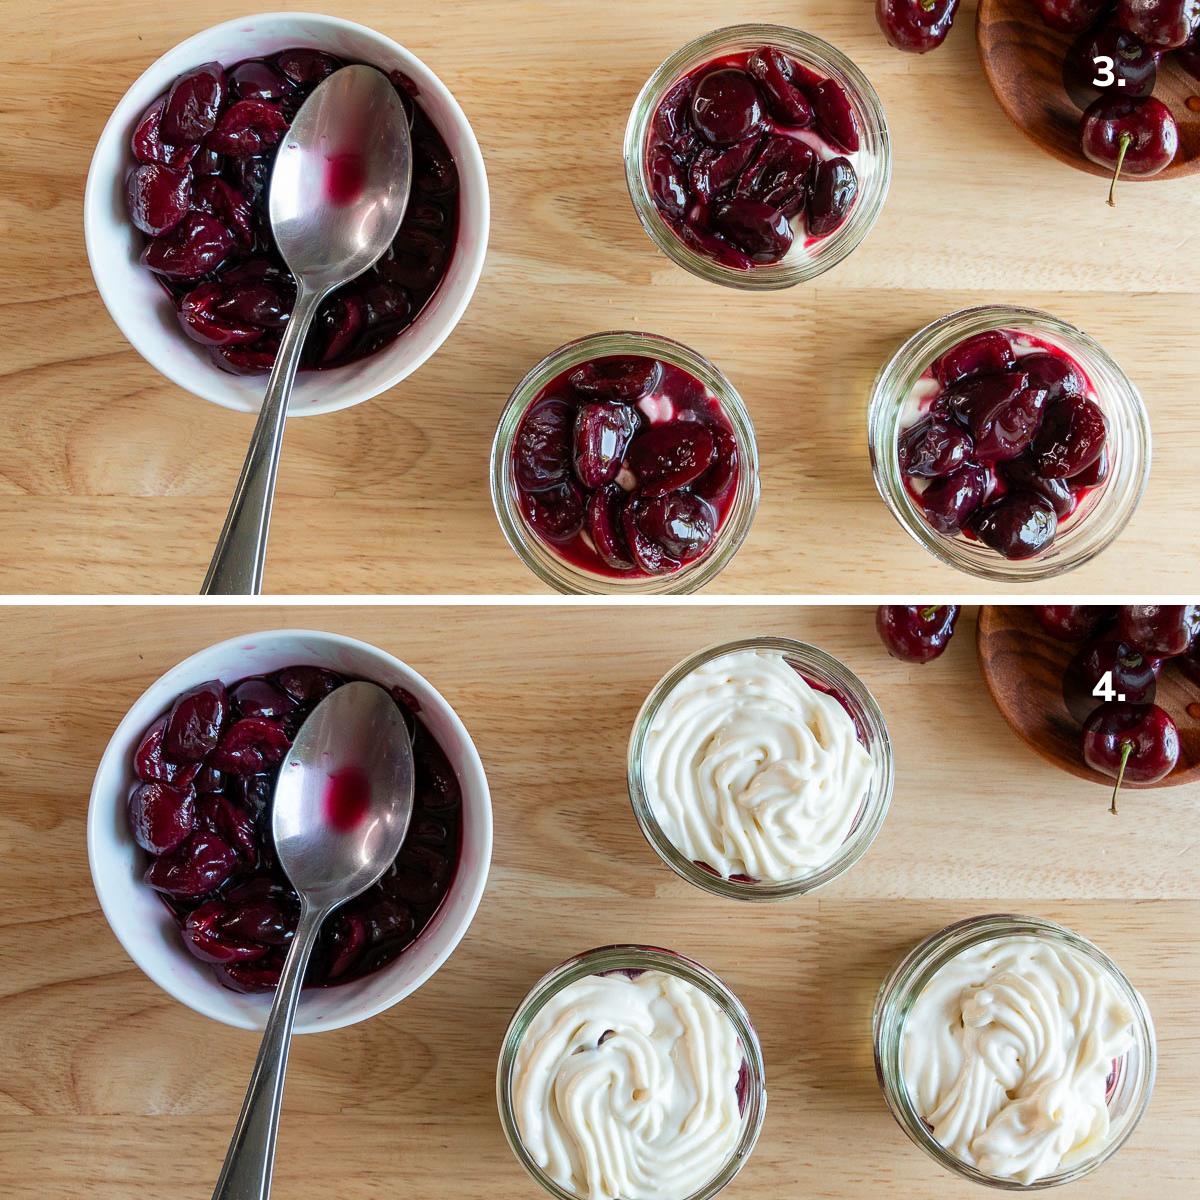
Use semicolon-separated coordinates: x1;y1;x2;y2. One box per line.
876;605;961;663
1080;95;1179;204
875;1;961;54
1082;702;1181;812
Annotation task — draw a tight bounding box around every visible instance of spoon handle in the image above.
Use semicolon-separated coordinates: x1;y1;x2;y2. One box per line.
211;902;328;1200
200;285;326;595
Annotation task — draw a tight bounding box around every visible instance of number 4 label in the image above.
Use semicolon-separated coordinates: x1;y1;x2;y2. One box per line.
1092;670;1126;703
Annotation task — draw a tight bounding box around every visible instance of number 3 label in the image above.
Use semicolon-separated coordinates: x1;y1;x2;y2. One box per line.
1093;55;1118;88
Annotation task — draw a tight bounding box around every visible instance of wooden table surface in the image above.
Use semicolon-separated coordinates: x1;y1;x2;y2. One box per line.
1;1;1198;594
1;603;1196;1198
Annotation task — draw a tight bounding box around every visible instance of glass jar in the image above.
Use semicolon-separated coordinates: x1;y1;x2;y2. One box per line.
868;305;1151;581
624;24;892;289
496;944;768;1200
490;331;759;594
627;637;894;900
873;914;1157;1189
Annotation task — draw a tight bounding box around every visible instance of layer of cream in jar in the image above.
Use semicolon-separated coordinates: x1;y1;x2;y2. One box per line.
643;647;873;883
511;969;746;1200
900;935;1138;1185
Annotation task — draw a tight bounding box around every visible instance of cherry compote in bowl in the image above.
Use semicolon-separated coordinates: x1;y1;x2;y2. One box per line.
88;629;491;1032
490;332;759;594
84;13;489;415
869;306;1150;582
625;25;891;289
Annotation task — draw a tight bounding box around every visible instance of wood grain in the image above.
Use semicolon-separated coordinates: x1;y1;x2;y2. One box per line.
977;603;1200;788
1;2;1199;594
0;604;1197;1199
977;0;1200;182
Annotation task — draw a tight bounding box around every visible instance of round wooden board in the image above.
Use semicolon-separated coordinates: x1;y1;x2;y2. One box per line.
977;0;1200;181
976;605;1200;790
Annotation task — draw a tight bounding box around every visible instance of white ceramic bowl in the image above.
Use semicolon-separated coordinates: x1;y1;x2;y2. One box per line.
87;629;492;1033
83;12;490;415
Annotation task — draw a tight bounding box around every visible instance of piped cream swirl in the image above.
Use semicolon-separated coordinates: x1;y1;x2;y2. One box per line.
512;970;745;1200
643;648;874;882
900;936;1137;1184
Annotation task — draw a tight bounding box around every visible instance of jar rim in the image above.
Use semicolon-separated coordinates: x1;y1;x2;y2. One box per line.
623;24;893;290
495;944;768;1200
872;913;1158;1190
627;636;894;900
868;305;1152;582
489;331;760;594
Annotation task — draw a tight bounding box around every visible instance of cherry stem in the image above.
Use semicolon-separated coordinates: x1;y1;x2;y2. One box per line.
920;605;939;622
1108;133;1132;208
1110;740;1133;816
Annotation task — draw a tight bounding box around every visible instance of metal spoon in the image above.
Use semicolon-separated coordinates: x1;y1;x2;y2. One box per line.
211;681;414;1200
202;65;412;595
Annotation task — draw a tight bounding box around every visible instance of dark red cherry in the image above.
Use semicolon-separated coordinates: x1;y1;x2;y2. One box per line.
126;163;192;236
1180;27;1200;75
165;680;227;761
1083;702;1180;813
192;177;255;248
808;157;859;236
690;69;765;147
945;370;1032;435
999;455;1075;517
1072;445;1110;488
966;378;1050;465
216;280;290;329
1032;395;1107;478
141;212;235;278
194;765;225;794
197;792;259;863
1115;0;1200;48
191;142;222;175
692;427;739;503
574;402;640;489
932;331;1016;388
128;781;196;855
215;961;283;994
229;60;290;101
649;148;689;217
876;605;961;663
628;423;716;496
231;679;295;719
1118;605;1200;657
876;0;962;53
569;357;662;403
229;154;272;204
276;48;342;85
315;293;365;362
586;484;634;570
1036;605;1114;641
1064;634;1162;722
520;478;585;543
898;417;973;478
210;717;291;775
274;666;343;704
515;395;572;492
734;136;815;216
635;492;718;562
145;830;238;897
712;198;793;263
1178;639;1200;686
1064;21;1160;109
675;219;755;270
745;47;814;125
134;716;201;786
970;492;1058;559
162;62;226;143
1035;0;1111;31
1021;352;1086;403
179;284;262;347
651;76;697;159
689;139;763;205
621;495;681;576
183;899;275;963
919;462;988;535
1081;95;1179;204
810;78;861;152
131;97;200;168
207;100;289;157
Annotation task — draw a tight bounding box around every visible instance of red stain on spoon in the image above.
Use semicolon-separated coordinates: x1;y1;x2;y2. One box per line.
325;151;366;205
325;764;371;831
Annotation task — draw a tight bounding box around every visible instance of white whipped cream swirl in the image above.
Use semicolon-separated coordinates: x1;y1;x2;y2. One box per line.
643;648;874;882
901;936;1138;1184
512;969;746;1200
